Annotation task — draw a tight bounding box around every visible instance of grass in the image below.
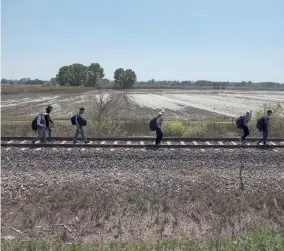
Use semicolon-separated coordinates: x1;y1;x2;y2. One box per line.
2;230;284;251
2;116;284;137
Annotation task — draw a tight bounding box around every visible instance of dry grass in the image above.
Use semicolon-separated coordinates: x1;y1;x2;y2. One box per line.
2;164;284;244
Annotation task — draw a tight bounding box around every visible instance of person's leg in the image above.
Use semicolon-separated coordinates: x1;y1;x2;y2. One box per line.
241;127;246;141
160;130;164;143
156;128;162;145
263;130;268;147
80;127;88;143
73;128;80;143
155;129;159;145
47;126;52;140
41;128;47;143
242;126;249;140
32;128;41;143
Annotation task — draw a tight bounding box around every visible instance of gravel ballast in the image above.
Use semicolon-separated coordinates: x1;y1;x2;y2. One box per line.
1;148;284;244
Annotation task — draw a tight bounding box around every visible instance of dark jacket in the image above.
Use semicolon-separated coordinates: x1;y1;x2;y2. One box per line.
45;107;53;127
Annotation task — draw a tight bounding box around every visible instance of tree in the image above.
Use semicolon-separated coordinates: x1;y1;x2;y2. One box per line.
85;63;105;87
56;63;104;86
56;66;70;86
1;78;9;84
114;68;137;89
67;63;88;86
25;79;45;85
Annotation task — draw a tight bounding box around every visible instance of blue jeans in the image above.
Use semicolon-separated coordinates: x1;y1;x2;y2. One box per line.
258;129;268;146
73;127;87;143
33;127;47;143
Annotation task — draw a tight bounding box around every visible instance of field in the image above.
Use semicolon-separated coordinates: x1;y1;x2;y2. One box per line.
1;86;284;137
1;86;284;250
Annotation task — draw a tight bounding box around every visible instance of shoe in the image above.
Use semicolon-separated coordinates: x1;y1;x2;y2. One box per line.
85;140;90;144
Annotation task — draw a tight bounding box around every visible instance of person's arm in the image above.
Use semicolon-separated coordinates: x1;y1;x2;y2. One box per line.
46;114;53;123
156;118;161;129
37;115;45;127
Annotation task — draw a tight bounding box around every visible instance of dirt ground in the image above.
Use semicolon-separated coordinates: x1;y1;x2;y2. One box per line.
1;148;284;244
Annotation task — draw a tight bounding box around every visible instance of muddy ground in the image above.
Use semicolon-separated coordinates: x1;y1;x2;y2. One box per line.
1;148;284;244
2;88;284;122
1;91;227;121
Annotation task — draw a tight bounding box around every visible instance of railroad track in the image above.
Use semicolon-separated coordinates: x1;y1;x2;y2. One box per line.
1;137;284;151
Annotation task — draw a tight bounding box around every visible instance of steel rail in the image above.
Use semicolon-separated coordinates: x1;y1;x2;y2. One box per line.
1;137;284;142
2;143;284;148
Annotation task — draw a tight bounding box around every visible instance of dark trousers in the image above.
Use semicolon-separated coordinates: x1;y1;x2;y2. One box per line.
155;128;163;145
46;126;52;139
257;130;268;146
241;126;249;140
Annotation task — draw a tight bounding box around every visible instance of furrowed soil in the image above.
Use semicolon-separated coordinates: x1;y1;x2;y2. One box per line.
1;148;284;245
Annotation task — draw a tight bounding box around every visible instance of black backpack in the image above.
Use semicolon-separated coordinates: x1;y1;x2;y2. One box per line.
71;115;76;125
256;117;264;131
71;115;87;126
236;116;244;129
31;116;38;131
149;117;158;131
79;117;87;126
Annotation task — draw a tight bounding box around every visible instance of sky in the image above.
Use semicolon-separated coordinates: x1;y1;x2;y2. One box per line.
1;0;284;82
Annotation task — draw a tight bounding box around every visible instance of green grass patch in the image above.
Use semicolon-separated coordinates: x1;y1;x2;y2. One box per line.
2;230;284;251
2;117;284;138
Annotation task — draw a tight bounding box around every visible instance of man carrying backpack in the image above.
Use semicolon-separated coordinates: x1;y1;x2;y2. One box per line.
73;108;89;144
155;111;164;145
32;110;48;144
240;110;252;144
257;110;273;147
45;105;54;141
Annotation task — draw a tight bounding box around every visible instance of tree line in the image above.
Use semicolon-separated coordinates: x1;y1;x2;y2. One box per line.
1;63;283;89
56;63;137;89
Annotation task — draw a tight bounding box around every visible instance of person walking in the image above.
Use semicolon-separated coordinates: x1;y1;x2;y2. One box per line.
257;110;273;147
32;110;48;143
155;111;164;145
73;108;89;144
240;110;252;144
45;105;54;141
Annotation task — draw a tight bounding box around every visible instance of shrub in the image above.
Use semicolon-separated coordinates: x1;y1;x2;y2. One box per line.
163;121;184;136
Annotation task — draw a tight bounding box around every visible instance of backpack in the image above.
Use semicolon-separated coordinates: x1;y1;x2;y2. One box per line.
149;117;158;131
256;117;264;131
31;116;38;131
71;115;76;125
236;116;244;129
71;115;87;126
79;117;87;126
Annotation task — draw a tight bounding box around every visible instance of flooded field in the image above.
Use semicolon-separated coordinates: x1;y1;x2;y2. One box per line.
129;90;284;117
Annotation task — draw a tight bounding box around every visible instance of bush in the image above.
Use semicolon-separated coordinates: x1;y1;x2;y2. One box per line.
163;121;184;136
